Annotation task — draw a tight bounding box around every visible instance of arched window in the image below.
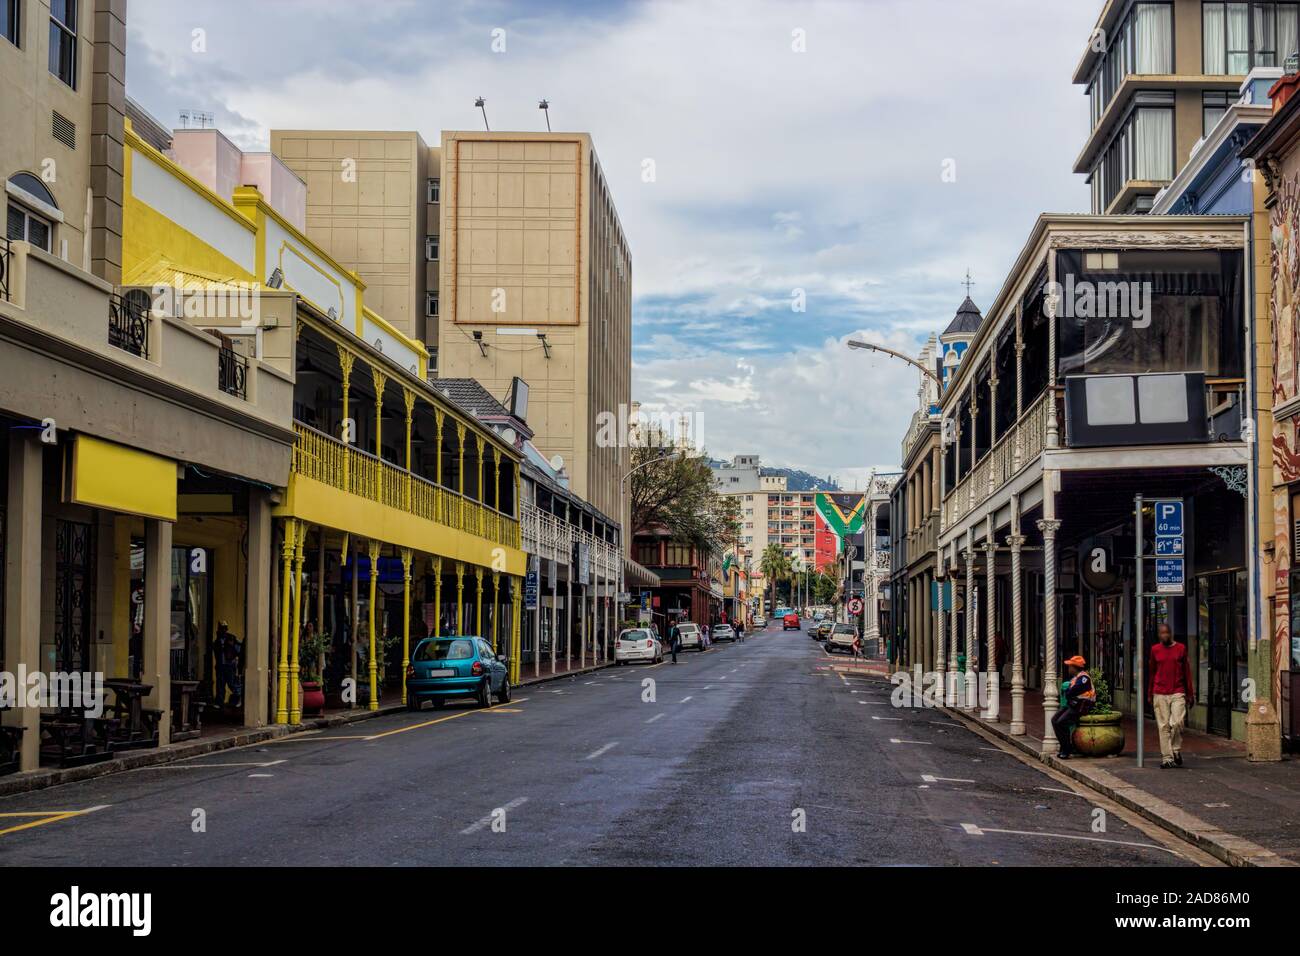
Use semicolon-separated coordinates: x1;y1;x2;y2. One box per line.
6;173;58;252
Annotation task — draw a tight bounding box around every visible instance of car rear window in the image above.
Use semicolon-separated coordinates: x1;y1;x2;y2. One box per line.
415;639;474;661
832;625;855;634
621;630;650;641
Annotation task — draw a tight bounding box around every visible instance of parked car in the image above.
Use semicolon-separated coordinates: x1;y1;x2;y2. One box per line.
825;623;859;654
406;636;509;710
753;615;767;629
713;624;736;642
615;627;662;664
676;622;704;650
782;612;800;630
814;620;834;641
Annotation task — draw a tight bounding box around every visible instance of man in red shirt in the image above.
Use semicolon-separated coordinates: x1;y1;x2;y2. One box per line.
1148;623;1195;769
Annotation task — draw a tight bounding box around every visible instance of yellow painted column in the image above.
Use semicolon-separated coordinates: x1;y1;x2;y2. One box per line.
432;555;443;638
288;521;307;723
456;422;466;495
475;566;485;638
491;571;500;651
400;547;412;706
493;446;501;510
368;539;381;711
372;367;388;460
434;408;445;523
337;348;355;492
455;561;465;635
510;578;522;683
475;434;486;535
275;518;296;724
403;388;415;510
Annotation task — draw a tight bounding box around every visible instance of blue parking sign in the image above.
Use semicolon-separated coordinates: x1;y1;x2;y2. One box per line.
1153;500;1183;537
1154;536;1183;556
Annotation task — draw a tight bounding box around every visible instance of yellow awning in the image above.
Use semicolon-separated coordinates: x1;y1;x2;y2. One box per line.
67;435;177;521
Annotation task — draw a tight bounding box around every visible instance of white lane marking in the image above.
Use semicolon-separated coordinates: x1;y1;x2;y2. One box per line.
680;696;693;703
928;720;962;727
702;685;713;690
163;758;287;769
720;676;728;680
871;716;902;721
859;700;887;705
922;774;976;784
247;773;274;778
1037;786;1087;797
889;738;933;745
646;713;666;724
584;681;599;685
584;741;619;760
957;823;1179;855
461;797;528;835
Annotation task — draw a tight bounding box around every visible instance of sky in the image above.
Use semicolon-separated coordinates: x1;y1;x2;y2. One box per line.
125;0;1100;488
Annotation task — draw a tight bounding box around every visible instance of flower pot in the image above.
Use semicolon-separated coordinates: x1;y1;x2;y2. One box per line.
1072;711;1124;757
301;681;326;716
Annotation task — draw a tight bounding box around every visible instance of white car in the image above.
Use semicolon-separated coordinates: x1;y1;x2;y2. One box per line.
712;624;736;642
753;616;767;629
675;622;703;650
615;627;662;664
825;623;859;654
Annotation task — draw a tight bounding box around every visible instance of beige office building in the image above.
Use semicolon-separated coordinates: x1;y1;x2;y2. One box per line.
270;129;439;347
436;130;631;529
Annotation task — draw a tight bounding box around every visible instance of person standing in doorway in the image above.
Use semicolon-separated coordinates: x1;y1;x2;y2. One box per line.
1148;623;1195;769
213;621;244;710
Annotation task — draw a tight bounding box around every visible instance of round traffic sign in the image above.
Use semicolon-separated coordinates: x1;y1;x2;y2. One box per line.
848;598;863;615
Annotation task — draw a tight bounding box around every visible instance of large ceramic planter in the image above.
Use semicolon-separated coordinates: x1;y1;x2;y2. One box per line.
301;681;326;716
1072;711;1124;757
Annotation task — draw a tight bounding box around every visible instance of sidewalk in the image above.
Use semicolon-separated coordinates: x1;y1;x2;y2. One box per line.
943;680;1299;867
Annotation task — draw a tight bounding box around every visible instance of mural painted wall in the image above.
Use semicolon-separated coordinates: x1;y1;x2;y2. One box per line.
814;492;865;572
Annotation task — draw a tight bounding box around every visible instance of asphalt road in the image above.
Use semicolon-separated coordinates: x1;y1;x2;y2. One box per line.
0;622;1204;866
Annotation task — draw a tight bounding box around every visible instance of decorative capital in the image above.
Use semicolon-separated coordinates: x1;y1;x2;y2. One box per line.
1036;518;1061;536
475;565;484;583
403;388;416;421
367;538;381;561
371;366;388;400
431;555;443;574
336;348;355;385
981;540;997;554
400;547;413;576
281;519;297;558
1005;534;1026;548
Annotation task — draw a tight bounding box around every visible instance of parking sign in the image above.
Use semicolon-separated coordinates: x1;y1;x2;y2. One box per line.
1155;558;1184;594
1153;500;1183;537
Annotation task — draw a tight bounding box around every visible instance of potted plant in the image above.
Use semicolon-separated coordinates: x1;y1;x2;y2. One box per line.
298;627;330;716
1072;672;1125;757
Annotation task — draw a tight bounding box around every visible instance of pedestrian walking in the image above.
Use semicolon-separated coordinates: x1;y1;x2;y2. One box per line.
670;623;681;664
1051;655;1095;759
213;620;244;709
1148;623;1195;769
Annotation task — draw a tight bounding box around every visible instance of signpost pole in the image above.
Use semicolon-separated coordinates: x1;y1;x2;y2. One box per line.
1135;494;1144;770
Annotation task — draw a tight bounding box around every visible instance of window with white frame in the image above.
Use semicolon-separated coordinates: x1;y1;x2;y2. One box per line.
427;178;440;203
425;234;438;261
425;291;439;317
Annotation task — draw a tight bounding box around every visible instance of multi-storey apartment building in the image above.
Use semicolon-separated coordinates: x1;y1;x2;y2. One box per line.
1074;0;1297;214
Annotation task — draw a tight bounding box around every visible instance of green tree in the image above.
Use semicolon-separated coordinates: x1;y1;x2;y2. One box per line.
759;542;792;614
628;433;738;554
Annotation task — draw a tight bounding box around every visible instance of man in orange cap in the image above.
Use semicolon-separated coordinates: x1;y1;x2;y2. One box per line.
1051;655;1095;759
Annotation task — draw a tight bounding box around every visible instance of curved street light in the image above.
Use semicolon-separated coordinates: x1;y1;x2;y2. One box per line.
846;339;942;387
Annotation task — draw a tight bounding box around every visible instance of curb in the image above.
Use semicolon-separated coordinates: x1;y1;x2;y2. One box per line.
941;704;1295;868
0;703;405;799
519;661;613;687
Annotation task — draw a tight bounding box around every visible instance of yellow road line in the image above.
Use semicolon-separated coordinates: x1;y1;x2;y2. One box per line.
0;805;108;838
363;698;529;740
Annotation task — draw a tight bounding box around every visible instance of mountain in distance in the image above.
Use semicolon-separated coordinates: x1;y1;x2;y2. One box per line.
765;467;839;492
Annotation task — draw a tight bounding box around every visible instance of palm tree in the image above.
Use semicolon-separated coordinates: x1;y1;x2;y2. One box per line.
759;542;792;614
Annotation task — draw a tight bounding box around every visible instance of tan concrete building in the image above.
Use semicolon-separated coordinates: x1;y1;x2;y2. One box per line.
270;130;439;347
436;130;631;529
271;128;633;539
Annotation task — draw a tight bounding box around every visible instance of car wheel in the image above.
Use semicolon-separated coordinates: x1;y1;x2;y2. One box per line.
406;695;422;711
477;678;492;708
496;677;511;704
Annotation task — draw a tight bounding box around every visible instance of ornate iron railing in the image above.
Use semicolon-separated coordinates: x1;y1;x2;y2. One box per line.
108;292;149;358
291;421;520;550
218;345;248;399
945;390;1050;527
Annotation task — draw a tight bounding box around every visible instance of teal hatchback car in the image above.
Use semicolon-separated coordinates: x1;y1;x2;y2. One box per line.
405;636;511;710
